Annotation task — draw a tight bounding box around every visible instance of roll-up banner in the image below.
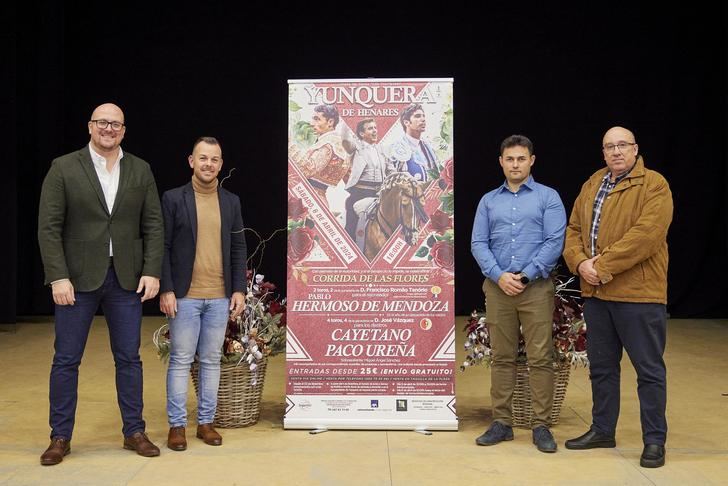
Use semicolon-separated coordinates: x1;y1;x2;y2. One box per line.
285;78;456;430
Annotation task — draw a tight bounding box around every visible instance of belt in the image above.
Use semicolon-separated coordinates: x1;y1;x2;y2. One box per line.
307;178;329;191
353;180;381;190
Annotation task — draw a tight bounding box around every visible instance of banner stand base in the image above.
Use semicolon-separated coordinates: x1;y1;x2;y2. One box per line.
284;418;458;431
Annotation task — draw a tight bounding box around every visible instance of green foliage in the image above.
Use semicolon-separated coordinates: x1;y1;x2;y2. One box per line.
440;192;454;214
427;167;442;181
435;229;454;242
293;121;316;147
288;219;304;232
440;107;453;144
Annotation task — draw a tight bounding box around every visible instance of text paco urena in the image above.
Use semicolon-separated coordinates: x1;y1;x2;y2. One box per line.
290;299;449;312
326;328;415;357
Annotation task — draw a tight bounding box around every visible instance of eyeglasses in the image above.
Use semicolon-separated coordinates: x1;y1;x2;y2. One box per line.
602;142;636;152
91;119;125;131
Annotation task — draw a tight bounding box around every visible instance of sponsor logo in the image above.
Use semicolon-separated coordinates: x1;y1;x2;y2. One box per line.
370;400;379;408
396;399;408;411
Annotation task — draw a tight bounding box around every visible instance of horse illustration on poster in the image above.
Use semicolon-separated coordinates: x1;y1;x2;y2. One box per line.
360;172;428;260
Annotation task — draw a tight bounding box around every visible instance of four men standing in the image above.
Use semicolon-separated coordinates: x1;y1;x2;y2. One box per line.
38;103;673;469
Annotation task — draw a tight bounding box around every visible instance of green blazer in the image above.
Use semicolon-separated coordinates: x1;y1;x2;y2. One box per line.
38;146;164;291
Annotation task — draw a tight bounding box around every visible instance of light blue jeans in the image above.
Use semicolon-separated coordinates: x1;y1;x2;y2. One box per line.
166;297;230;427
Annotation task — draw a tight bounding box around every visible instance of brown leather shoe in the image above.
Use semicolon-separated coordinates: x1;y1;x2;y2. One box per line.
167;426;187;451
196;423;222;446
123;432;160;457
40;437;71;466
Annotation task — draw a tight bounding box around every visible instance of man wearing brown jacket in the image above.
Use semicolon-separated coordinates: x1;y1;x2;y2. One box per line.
562;126;673;468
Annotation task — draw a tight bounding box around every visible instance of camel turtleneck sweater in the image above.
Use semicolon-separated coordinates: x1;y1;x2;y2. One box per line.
186;176;226;299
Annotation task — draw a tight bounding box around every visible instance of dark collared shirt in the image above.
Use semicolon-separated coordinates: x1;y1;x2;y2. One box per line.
589;169;631;257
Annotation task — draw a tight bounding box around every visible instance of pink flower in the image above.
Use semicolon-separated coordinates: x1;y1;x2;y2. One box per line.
288;196;308;220
288;227;316;263
430;241;454;270
440;158;454;187
429;209;453;234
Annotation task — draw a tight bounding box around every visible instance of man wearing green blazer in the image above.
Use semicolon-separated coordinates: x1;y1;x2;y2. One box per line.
38;103;164;465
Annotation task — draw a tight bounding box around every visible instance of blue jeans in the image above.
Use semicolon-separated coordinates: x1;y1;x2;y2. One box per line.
50;267;144;439
166;297;230;427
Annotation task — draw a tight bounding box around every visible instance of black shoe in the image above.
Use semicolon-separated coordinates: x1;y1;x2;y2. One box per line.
475;422;513;446
532;426;557;453
564;428;616;450
640;444;665;468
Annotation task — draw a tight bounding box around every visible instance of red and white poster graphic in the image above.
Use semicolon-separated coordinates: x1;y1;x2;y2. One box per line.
285;79;456;430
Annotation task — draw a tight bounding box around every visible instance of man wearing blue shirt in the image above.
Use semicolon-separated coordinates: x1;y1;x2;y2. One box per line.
471;135;567;453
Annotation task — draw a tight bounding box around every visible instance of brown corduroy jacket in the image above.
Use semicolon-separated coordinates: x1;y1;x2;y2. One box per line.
563;156;673;304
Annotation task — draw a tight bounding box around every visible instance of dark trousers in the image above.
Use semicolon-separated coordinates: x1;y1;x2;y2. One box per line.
584;298;667;445
49;267;145;439
345;186;378;241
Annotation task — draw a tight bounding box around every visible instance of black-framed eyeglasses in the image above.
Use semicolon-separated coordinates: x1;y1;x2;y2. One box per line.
602;142;636;152
91;119;125;131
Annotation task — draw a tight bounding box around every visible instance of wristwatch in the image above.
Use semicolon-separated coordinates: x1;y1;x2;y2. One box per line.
519;273;530;285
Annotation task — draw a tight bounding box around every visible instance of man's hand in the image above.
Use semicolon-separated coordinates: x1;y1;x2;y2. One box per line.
577;255;601;286
159;291;177;318
136;276;160;302
52;280;75;306
497;272;526;296
229;291;245;320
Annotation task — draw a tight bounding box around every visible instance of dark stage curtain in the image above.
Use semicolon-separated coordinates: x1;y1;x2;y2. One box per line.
13;3;728;319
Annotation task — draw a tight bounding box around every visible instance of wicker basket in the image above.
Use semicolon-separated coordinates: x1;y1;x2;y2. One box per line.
190;357;268;428
511;360;571;429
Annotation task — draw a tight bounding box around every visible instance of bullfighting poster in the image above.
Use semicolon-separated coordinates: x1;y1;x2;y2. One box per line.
285;78;456;430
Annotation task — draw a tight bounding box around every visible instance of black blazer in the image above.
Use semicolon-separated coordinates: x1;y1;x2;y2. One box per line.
160;182;247;298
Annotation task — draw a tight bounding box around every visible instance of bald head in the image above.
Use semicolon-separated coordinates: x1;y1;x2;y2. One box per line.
603;126;635;145
602;126;638;179
91;103;124;122
88;103;126;156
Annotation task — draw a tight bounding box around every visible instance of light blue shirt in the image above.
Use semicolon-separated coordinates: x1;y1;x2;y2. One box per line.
471;175;566;283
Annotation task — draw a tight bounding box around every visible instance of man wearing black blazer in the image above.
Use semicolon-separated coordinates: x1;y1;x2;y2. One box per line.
38;103;164;465
159;137;247;451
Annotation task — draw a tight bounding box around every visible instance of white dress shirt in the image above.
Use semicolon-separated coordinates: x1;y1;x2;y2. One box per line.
89;143;123;256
